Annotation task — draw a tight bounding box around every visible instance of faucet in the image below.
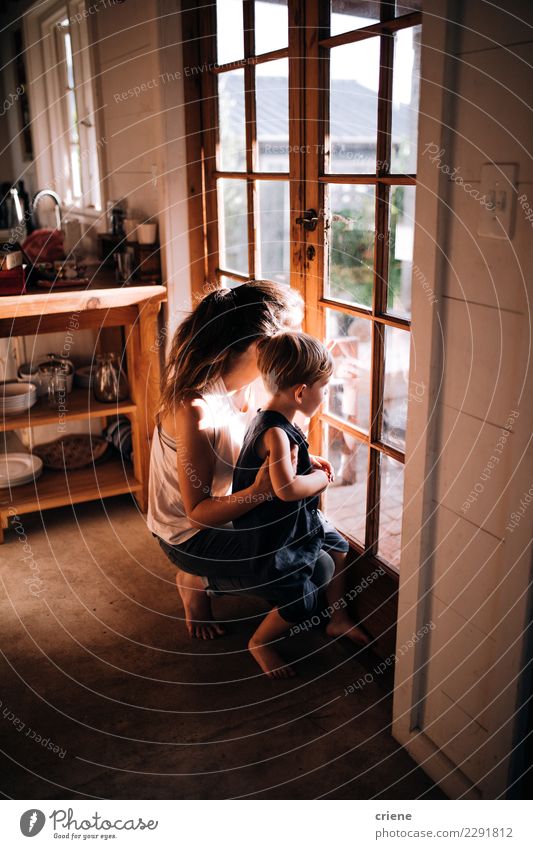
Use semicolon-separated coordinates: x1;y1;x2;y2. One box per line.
32;189;62;230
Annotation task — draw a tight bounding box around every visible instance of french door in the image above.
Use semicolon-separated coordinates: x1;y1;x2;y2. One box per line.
182;0;422;575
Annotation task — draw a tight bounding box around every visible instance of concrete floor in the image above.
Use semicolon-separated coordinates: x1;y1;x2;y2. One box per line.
0;496;445;800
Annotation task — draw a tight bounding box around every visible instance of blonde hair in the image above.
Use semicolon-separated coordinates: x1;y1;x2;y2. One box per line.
257;331;333;394
157;281;303;419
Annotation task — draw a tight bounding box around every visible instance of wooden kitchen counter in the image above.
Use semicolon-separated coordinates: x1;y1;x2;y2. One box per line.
0;282;167;540
0;282;166;321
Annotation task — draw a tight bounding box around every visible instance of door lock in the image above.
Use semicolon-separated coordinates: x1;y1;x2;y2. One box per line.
295;209;319;232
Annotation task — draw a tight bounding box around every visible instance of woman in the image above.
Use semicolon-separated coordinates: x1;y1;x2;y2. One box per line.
148;280;335;640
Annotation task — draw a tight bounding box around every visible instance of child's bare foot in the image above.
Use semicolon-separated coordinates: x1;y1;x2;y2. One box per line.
326;614;370;646
248;636;296;679
175;570;226;639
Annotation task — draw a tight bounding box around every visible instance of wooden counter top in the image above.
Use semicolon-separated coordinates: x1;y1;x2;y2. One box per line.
0;282;166;319
0;274;166;534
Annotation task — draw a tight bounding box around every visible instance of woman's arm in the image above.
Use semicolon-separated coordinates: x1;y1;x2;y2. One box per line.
173;399;272;529
263;427;329;502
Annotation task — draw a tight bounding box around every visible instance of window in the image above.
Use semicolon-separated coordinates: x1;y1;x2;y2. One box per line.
55;19;84;204
183;0;422;574
25;0;102;211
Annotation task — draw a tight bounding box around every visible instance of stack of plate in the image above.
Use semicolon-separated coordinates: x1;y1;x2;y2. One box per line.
74;365;95;389
0;453;43;489
1;381;38;416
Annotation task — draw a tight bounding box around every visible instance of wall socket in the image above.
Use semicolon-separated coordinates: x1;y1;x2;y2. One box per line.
478;163;518;239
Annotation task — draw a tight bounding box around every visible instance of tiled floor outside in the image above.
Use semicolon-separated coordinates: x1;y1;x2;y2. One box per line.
324;434;404;569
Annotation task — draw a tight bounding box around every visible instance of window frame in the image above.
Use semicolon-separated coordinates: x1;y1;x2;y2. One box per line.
187;0;293;288
307;2;421;571
24;0;103;215
182;0;422;577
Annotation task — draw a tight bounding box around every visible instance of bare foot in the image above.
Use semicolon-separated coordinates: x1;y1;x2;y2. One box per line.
248;637;296;679
326;614;370;647
175;570;226;639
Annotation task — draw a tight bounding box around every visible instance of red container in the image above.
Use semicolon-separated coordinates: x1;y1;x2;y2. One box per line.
0;265;26;295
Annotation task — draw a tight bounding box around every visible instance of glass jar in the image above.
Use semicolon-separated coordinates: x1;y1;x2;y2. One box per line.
46;365;68;409
38;353;73;400
93;354;129;403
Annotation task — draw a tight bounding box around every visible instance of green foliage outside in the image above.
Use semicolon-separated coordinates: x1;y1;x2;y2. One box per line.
329;187;405;310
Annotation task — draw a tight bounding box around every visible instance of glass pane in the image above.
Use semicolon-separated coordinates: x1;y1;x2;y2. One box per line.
391;26;421;173
322;424;368;545
330;1;380;36
325;307;372;432
382;325;410;452
70;147;82;198
327;183;375;307
217;178;249;275
255;0;288;54
329;37;380;173
377;452;405;569
66;89;79;143
218;70;246;170
256;59;289;172
387;185;416;318
256;180;290;284
395;0;422;13
219;274;242;288
63;30;75;89
217;0;244;65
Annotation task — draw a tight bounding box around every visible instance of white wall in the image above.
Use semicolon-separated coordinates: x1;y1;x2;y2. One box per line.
1;0;191;440
89;0;192;337
394;0;533;798
90;0;164;224
0;1;38;388
0;0;37;199
156;0;193;339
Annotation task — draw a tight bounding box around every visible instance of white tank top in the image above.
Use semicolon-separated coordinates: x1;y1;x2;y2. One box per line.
147;377;256;545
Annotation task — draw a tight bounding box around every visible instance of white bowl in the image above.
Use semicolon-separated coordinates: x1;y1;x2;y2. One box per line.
17;363;40;382
1;381;38;414
2;382;36;397
0;452;43;488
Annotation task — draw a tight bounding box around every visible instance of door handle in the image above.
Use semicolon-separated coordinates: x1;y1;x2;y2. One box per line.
295;209;319;231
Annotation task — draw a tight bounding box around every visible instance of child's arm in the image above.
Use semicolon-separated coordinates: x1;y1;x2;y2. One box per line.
262;427;329;502
309;453;335;482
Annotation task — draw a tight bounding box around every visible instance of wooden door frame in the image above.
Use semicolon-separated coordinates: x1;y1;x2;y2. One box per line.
180;0;424;658
390;0;474;797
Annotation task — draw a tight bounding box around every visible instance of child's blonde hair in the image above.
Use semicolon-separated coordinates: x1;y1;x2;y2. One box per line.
257;331;333;394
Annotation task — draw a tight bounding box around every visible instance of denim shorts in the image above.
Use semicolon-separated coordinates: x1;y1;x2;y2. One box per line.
156;511;348;623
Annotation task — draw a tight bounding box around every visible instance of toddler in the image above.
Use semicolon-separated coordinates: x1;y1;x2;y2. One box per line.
232;331;369;679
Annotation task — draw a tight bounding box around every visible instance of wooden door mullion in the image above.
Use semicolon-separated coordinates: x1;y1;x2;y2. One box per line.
300;0;327;334
200;2;220;285
302;0;329;457
182;0;209;294
365;331;384;556
366;23;394;555
319;11;421;49
288;0;306;306
243;0;257;277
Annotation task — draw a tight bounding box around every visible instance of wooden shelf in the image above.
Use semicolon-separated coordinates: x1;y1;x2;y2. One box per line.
0;389;137;432
0;284;166;320
0;283;164;538
0;456;141;520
